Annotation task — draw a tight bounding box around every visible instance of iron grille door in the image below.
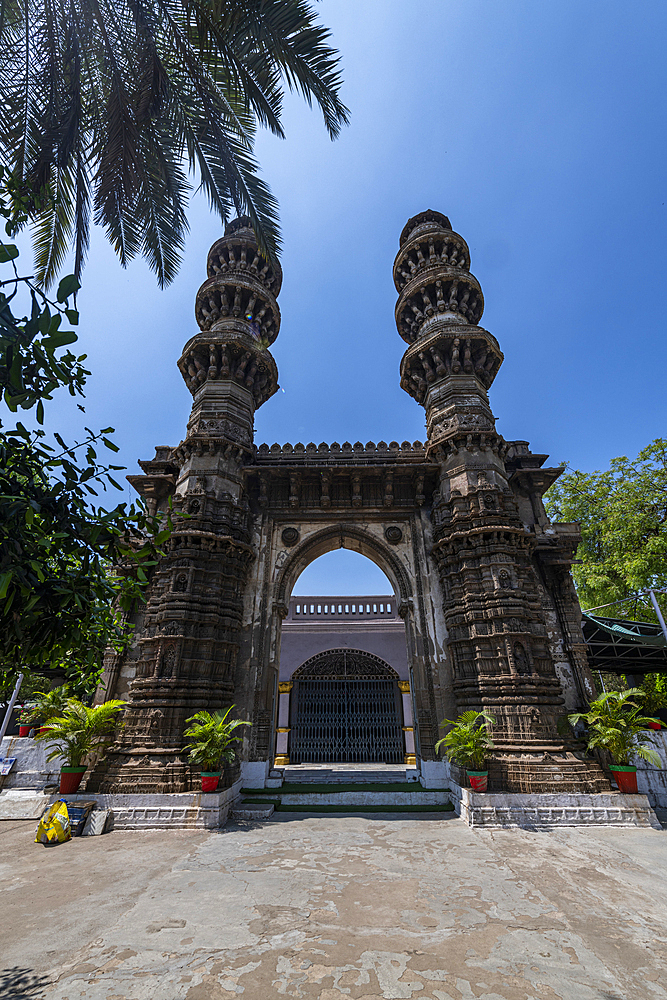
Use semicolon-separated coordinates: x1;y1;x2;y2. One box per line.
291;678;403;763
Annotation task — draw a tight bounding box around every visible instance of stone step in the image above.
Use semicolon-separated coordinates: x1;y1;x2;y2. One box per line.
279;790;449;806
276;803;453;814
282;765;410;784
231;802;275;821
236;785;453;815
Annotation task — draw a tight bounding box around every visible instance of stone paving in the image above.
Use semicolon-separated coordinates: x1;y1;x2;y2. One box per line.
2;812;667;999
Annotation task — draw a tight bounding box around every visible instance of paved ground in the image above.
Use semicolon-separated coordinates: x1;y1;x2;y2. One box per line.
2;812;667;1000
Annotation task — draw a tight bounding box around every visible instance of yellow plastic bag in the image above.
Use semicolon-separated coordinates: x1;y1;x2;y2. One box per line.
35;799;71;845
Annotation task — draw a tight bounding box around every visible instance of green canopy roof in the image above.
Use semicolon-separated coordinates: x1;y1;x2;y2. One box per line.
582;612;667;674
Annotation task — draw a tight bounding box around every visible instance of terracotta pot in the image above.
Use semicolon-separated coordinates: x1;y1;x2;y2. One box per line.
610;765;638;794
18;725;31;737
59;766;86;794
648;721;662;731
201;772;221;793
467;770;488;792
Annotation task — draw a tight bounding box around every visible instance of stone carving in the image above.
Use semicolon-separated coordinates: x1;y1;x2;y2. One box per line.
294;648;400;680
281;526;300;547
158;644;176;677
385;525;403;544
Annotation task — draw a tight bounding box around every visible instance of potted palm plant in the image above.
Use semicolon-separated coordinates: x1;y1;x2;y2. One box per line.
23;685;72;734
435;710;496;792
35;698;126;793
183;706;251;792
568;689;662;793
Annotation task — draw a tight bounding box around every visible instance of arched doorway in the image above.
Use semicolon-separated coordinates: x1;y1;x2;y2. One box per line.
290;649;404;763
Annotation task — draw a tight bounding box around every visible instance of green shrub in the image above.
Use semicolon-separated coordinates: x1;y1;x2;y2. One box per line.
435;710;496;771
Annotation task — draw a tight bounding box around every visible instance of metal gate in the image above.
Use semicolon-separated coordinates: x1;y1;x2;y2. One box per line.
290;649;404;764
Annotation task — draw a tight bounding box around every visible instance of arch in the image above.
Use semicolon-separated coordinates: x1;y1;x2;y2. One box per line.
293;648;400;681
275;523;412;610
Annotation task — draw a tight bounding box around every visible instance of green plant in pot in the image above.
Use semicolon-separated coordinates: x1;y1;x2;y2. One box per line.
183;706;251;792
568;689;662;794
17;705;35;736
23;685;72;734
435;710;496;792
35;698;126;793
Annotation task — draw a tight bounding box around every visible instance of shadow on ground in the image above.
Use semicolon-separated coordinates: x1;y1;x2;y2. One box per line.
0;966;50;998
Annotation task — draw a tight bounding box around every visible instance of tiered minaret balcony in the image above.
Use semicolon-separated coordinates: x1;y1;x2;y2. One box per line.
179;217;281;408
395;211;503;416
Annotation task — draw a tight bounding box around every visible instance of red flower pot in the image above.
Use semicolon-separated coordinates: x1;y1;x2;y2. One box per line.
38;726;52;735
59;766;86;794
19;725;31;737
610;765;638;794
467;770;488;792
648;721;662;731
201;772;221;792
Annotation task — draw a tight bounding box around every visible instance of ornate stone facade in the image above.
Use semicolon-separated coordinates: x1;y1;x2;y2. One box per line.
94;211;605;795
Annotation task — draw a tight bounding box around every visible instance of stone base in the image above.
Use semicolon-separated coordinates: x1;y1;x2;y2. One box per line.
87;750;241;795
485;751;610;794
61;779;243;829
0;789;53;820
418;759;449;789
449;782;661;829
241;759;272;788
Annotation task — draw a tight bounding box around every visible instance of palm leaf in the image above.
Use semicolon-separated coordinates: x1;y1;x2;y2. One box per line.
183;705;251;770
34;697;125;766
0;0;347;286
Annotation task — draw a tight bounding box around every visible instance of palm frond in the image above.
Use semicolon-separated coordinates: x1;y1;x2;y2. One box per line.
35;697;125;765
0;0;347;286
183;705;251;770
435;710;496;770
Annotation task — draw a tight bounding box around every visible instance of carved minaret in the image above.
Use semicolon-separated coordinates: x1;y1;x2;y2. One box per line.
176;216;281;494
94;219;280;793
396;210;606;793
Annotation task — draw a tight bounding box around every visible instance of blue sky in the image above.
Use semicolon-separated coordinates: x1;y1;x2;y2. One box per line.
19;0;667;595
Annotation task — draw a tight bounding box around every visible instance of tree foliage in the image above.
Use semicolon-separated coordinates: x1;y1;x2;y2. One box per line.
21;683;72;725
0;171;169;697
544;439;667;615
0;0;349;287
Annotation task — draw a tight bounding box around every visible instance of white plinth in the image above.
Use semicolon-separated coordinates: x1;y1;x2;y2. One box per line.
449;782;662;829
241;759;271;788
63;778;243;829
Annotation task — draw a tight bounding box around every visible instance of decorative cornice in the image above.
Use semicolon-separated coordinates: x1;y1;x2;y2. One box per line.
254;439;427;464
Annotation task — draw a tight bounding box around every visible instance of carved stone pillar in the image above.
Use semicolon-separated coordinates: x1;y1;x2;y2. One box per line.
92;218;282;793
395;211;607;793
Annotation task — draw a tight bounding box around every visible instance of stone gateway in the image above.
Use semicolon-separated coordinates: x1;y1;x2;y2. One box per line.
91;210;608;798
